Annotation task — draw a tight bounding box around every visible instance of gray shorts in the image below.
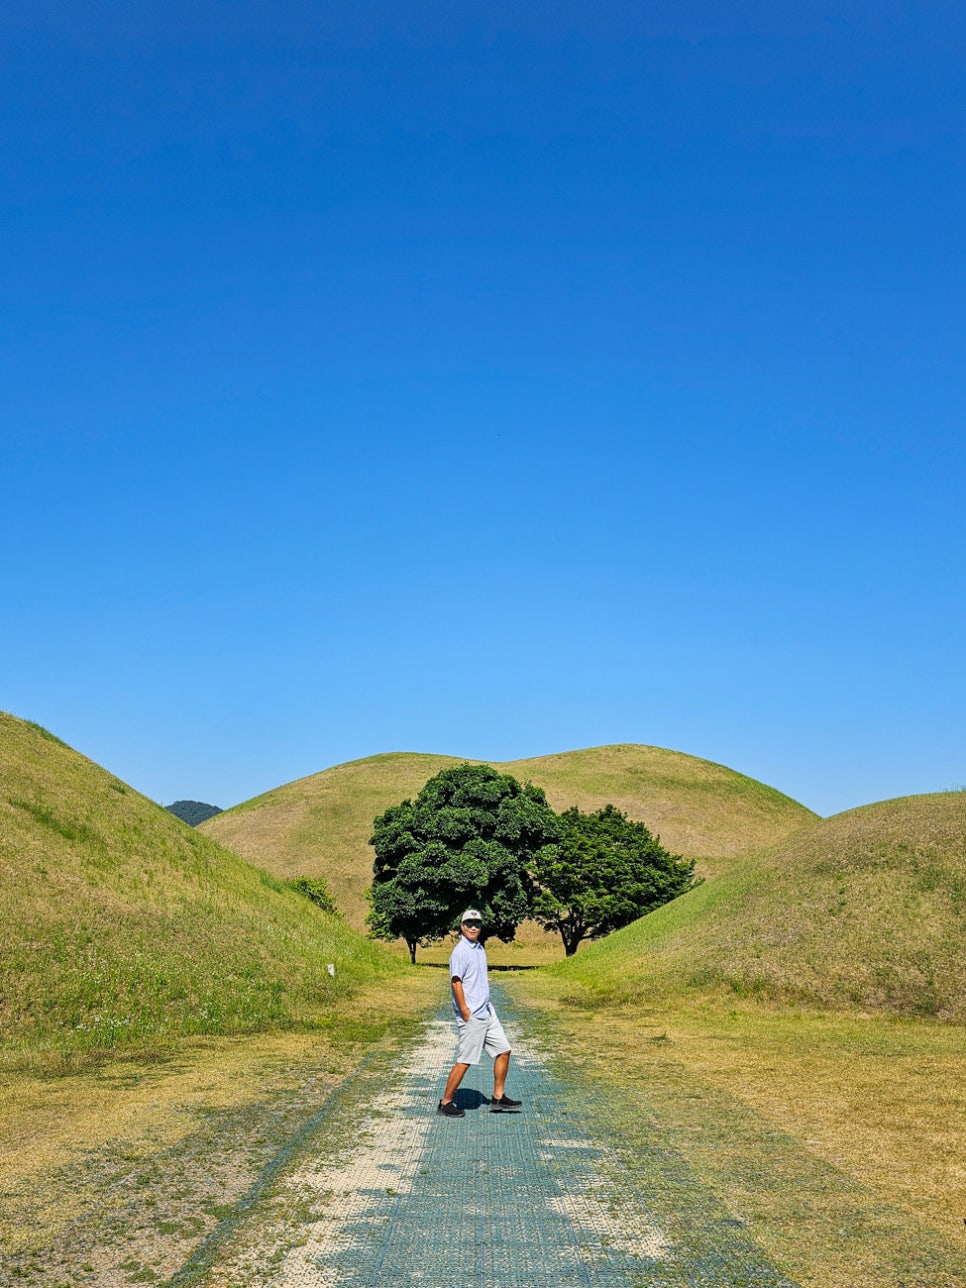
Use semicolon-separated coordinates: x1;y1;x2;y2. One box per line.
455;1009;512;1065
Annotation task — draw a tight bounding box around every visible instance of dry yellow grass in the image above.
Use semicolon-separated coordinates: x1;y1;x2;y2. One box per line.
202;744;817;935
0;1032;335;1253
505;744;815;865
0;971;439;1277
489;789;966;1281
506;973;966;1286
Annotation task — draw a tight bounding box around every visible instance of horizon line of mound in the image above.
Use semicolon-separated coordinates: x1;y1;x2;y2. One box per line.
200;744;820;933
0;712;400;1063
553;789;966;1021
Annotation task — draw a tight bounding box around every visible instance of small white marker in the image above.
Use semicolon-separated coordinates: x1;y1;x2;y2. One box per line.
327;963;336;976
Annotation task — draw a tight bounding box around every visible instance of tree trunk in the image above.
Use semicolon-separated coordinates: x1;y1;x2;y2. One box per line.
561;926;584;956
406;939;417;964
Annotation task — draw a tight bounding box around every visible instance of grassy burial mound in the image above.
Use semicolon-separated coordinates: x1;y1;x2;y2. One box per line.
0;713;400;1062
201;745;817;932
497;745;816;876
552;790;966;1020
202;753;462;932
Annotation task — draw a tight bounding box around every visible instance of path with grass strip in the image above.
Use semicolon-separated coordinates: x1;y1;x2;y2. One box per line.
171;991;799;1287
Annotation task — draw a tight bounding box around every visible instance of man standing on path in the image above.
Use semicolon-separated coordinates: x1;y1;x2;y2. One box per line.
437;909;522;1119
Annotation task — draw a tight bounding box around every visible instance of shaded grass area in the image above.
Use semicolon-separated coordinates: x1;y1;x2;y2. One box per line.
0;973;439;1286
504;970;966;1287
201;744;818;933
0;713;403;1067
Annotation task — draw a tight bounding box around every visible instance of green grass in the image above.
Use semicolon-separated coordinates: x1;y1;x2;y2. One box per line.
0;712;408;1067
542;789;966;1020
201;744;818;933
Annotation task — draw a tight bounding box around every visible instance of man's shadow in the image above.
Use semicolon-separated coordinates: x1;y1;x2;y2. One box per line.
451;1088;487;1110
450;1089;521;1112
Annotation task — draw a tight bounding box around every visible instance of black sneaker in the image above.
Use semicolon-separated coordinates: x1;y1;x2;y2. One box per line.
437;1099;465;1118
490;1094;522;1112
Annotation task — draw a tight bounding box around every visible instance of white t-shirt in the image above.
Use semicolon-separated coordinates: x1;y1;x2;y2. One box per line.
449;935;491;1019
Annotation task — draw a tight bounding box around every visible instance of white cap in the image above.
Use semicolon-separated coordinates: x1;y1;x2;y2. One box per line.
460;908;483;923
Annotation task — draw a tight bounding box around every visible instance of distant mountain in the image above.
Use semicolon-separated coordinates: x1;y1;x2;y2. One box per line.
166;800;223;827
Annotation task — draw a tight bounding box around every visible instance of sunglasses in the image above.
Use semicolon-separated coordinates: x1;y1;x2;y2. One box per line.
463;921;482;929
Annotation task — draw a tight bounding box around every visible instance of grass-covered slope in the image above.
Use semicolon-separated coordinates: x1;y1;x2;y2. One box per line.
202;745;817;931
552;791;966;1020
500;745;816;868
0;714;400;1061
202;753;461;932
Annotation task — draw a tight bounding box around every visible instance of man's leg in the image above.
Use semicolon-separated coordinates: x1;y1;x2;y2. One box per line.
441;1061;470;1106
489;1036;521;1111
492;1050;510;1099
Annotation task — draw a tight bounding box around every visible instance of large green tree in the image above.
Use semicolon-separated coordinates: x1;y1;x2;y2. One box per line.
367;763;558;962
532;804;697;956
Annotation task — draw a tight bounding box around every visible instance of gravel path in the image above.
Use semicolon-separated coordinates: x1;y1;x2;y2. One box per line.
185;992;798;1288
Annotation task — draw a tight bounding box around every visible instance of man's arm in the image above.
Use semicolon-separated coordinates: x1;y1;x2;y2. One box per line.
451;976;471;1022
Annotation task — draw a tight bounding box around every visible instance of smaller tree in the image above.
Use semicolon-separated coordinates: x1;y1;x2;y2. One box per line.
287;875;339;915
532;804;697;956
364;855;454;964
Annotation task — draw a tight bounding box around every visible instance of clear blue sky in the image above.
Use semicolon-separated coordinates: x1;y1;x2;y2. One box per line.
3;2;964;817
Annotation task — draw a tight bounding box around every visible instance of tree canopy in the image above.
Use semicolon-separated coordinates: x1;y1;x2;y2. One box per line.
531;804;697;955
367;763;558;962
